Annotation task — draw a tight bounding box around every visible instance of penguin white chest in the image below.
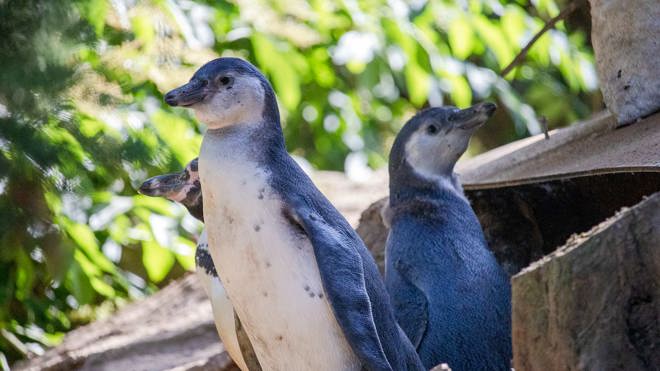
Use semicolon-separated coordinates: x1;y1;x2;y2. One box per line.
199;138;360;371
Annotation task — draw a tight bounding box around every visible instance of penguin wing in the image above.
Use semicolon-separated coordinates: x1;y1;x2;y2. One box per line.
288;207;393;371
392;258;429;349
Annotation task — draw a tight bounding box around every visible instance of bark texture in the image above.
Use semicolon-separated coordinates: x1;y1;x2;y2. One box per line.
512;192;660;371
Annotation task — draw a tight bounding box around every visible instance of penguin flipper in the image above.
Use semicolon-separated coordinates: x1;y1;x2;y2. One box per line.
392;259;429;349
287;207;393;371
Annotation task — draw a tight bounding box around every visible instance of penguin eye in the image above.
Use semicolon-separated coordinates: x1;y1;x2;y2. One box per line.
426;124;439;135
219;76;233;86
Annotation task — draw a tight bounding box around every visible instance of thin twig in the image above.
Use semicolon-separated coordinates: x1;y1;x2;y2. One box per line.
501;0;585;77
539;116;550;140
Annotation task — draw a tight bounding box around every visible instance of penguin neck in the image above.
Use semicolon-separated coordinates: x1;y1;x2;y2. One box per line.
389;164;465;210
204;117;286;161
202;81;287;164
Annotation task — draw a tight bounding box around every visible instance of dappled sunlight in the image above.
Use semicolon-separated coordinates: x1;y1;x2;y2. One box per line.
1;0;600;363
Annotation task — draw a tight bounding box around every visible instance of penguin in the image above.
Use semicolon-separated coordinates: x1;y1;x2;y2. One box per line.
163;57;424;371
138;158;261;371
383;103;512;370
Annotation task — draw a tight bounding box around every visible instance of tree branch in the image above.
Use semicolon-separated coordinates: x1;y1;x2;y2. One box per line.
501;0;586;77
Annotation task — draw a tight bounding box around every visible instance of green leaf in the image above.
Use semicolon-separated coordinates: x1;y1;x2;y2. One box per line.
65;260;95;305
142;241;175;283
448;15;475;59
474;16;515;69
501;6;526;48
150;111;201;164
77;0;108;36
383;19;429;106
310;49;335;87
559;53;580;92
405;63;429;107
73;249;101;277
252;33;301;111
133;195;175;216
90;277;116;298
447;74;472;108
108;215;132;245
15;250;35;301
63;221;116;274
174;236;196;271
131;15;155;46
528;23;552;66
534;0;560;18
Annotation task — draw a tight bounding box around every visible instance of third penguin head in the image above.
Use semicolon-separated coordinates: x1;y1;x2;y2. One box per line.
389;102;496;182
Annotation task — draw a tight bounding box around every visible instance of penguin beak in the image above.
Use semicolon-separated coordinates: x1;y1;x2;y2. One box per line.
138;174;186;199
164;79;207;107
449;102;497;130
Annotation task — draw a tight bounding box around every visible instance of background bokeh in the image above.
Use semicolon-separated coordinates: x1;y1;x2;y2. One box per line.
0;0;600;364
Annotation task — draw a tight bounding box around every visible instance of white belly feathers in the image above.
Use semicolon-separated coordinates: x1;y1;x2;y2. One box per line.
200;133;360;371
195;230;250;371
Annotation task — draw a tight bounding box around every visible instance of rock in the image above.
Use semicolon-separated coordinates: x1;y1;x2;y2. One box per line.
590;0;660;125
356;198;388;274
14;274;238;371
313;169;388;226
512;192;660;371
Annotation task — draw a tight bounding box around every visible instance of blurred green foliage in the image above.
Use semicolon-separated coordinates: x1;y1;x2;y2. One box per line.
0;0;598;364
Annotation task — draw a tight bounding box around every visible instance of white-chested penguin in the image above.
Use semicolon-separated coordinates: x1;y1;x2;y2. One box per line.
138;158;261;371
383;103;511;370
163;57;424;371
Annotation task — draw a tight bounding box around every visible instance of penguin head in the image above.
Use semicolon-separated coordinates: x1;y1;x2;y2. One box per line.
390;102;496;182
138;158;204;221
164;58;279;130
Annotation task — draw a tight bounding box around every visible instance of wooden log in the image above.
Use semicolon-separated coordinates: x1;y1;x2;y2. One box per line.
512;192;660;370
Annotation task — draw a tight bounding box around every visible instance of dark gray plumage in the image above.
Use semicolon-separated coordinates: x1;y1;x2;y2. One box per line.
385;103;512;370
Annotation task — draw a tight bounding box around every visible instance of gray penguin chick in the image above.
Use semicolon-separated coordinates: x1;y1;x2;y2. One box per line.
384;103;511;370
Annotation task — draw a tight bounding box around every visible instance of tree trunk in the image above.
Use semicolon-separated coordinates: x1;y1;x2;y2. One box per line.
512;191;660;371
